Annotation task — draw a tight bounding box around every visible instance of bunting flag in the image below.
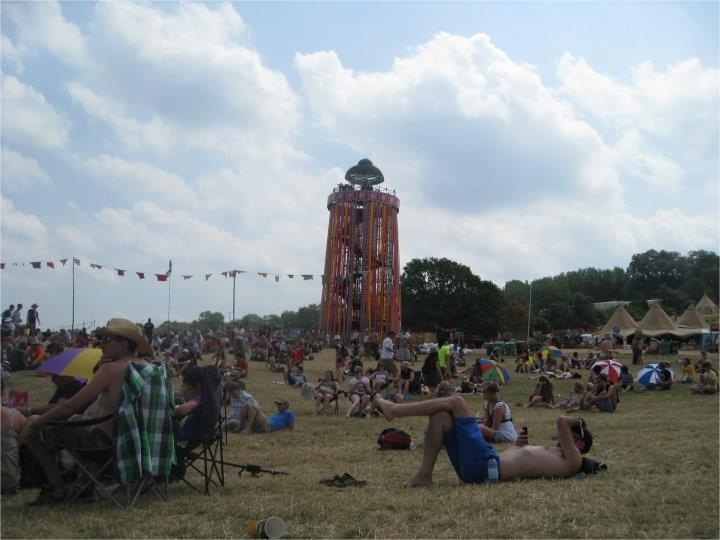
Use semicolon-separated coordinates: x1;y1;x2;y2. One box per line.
258;272;267;278
137;272;145;279
205;274;212;281
221;271;228;278
287;274;294;279
156;274;168;282
73;258;80;265
31;262;42;269
90;263;103;270
0;263;5;270
275;275;280;282
116;269;126;276
167;260;172;277
46;262;55;269
302;274;313;280
182;275;192;280
60;259;68;266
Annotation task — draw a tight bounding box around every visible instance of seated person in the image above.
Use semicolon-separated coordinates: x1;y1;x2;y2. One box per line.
346;366;372;418
287;365;307;387
421;351;443;392
478;382;517;444
584;375;618;412
679;358;695;384
213;346;227;369
225;382;258;432
587;365;602;390
2;374;27;495
396;361;415;399
514;354;529;374
371;363;391;393
619;366;634;391
347;356;364;375
570;352;581;369
373;393;593;487
657;363;673;391
19;318;149;505
314;371;339;415
334;345;348;381
467;359;485;384
236;399;295;434
173;367;204;444
554;382;586;411
527;376;555;408
233;354;248;378
23;375;86;416
692;362;718;395
25;342;46;370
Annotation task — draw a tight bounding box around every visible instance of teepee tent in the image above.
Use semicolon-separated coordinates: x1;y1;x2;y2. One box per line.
637;303;677;337
599;306;638;338
695;294;719;316
677;305;710;330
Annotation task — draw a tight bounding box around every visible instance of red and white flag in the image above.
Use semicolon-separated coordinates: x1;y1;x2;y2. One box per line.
46;262;55;268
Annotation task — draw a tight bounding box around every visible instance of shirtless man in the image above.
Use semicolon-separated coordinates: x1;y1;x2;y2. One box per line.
20;318;151;505
373;394;592;487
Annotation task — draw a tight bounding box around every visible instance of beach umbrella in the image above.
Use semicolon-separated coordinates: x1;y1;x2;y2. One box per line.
476;359;511;384
540;345;563;359
636;363;674;388
35;348;103;380
590;359;623;383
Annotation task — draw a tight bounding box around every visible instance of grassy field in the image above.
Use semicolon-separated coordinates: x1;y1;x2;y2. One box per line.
2;348;718;539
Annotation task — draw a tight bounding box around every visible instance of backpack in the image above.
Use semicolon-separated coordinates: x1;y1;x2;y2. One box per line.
377;428;411;450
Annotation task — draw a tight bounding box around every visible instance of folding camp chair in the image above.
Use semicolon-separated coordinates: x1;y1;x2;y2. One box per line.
48;362;175;508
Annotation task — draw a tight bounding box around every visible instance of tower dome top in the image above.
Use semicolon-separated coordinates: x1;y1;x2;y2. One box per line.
345;158;384;188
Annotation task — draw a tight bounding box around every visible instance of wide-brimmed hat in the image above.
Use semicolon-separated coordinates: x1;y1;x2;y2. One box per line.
96;318;152;354
274;399;289;408
31;303;39;308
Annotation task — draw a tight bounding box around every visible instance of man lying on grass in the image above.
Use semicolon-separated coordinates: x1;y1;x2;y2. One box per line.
373;393;592;487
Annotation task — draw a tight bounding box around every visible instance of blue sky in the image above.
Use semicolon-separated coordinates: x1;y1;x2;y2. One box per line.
1;1;718;329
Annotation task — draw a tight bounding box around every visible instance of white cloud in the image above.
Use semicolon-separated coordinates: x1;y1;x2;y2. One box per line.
1;75;70;148
1;34;24;73
1;146;52;192
2;0;87;66
84;155;195;206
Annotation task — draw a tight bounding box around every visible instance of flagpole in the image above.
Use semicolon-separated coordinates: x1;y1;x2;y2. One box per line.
526;282;532;343
167;276;171;325
71;257;76;331
232;271;236;322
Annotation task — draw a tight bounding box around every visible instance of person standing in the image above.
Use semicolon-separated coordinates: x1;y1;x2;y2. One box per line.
27;304;40;336
11;304;23;336
144;318;155;343
380;330;397;375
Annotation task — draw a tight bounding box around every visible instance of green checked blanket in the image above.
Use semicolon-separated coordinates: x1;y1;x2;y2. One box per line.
116;362;176;484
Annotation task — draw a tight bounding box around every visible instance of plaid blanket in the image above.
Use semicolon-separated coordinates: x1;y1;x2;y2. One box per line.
115;362;176;484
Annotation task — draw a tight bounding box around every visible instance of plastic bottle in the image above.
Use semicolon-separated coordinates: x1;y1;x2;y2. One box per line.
487;457;499;483
409;441;417;450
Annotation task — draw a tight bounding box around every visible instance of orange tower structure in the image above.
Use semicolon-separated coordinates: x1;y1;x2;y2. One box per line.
320;159;401;340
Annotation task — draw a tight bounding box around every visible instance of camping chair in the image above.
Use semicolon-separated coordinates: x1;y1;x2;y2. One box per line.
49;362;175;508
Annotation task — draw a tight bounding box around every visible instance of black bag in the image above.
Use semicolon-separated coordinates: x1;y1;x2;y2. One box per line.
580;457;607;474
377;428;411;450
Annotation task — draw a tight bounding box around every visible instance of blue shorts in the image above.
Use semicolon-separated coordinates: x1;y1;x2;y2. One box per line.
443;417;500;483
596;399;615;412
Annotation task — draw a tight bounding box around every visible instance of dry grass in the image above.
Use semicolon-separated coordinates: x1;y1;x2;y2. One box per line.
2;348;718;539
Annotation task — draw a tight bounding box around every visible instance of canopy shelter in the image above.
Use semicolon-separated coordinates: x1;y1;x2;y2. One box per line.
637;303;678;337
695;294;719;316
599;306;638;338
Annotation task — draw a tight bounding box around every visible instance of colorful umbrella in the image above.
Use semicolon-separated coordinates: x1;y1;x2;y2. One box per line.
476;359;511;384
540;346;563;360
636;363;674;387
591;359;623;383
35;348;103;380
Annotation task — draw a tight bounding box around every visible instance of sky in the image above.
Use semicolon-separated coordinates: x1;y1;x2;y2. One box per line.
1;1;718;330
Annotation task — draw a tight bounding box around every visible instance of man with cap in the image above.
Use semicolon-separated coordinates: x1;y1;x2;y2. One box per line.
26;303;40;336
19;318;152;505
236;397;296;434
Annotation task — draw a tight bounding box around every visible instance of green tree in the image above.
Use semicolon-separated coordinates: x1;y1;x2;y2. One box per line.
197;311;225;334
401;257;504;337
240;314;263;330
626;250;688;300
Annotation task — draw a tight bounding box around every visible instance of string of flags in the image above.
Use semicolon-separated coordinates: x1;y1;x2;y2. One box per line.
1;258;322;283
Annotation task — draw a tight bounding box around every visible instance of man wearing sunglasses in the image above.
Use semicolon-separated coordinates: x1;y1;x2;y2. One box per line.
19;318;151;505
374;393;593;488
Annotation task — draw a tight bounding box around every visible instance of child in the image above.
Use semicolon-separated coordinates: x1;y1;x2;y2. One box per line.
680;358;696;384
619;365;634;391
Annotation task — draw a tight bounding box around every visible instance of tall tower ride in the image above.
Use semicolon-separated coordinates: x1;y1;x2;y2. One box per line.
320;159;401;339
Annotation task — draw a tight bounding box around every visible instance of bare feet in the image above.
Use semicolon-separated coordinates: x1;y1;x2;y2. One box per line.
403;474;433;488
373;394;395;421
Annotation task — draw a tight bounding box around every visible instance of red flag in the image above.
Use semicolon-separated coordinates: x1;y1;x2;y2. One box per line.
0;263;5;270
221;271;228;278
258;272;267;278
156;274;168;282
116;269;126;276
30;261;42;269
60;258;68;266
205;274;212;281
182;275;192;280
73;258;80;265
47;262;55;268
137;272;145;279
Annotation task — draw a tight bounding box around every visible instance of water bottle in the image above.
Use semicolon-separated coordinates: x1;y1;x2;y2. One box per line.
409;441;417;450
487;457;499;483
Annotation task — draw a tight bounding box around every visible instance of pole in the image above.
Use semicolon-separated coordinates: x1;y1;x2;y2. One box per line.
71;258;76;331
167;276;171;325
526;282;532;343
232;271;236;322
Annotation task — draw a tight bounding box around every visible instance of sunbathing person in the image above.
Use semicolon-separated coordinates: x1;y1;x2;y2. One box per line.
373;393;593;487
237;399;295;434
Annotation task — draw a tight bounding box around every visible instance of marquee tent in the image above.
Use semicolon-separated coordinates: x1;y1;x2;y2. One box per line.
599;306;638;338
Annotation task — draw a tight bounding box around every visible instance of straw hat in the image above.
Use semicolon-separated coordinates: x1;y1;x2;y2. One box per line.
96;318;152;354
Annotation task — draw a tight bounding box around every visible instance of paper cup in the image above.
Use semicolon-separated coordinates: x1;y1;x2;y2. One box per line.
257;516;285;539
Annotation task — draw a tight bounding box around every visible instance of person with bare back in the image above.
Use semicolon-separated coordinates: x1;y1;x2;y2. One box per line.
373;393;592;487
